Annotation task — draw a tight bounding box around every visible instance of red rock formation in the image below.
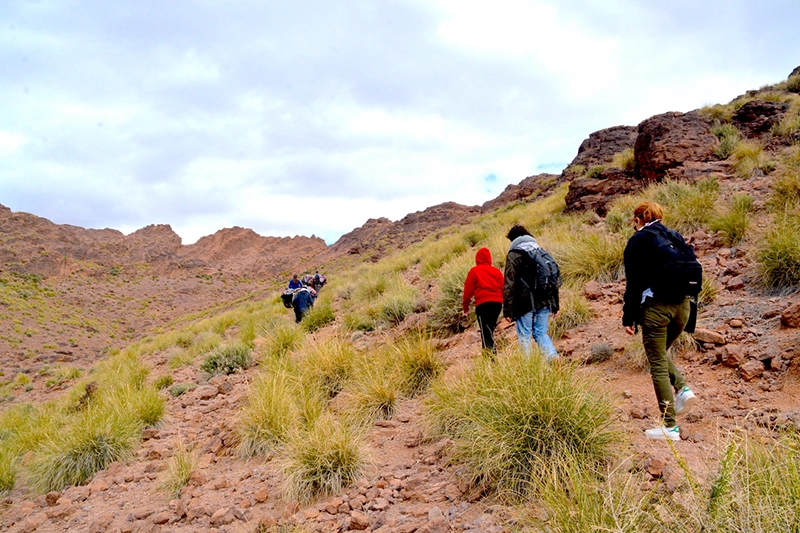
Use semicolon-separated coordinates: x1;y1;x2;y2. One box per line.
634;111;718;183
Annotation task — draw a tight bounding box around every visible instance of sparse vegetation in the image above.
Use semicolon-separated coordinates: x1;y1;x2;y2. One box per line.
200;342;253;376
732;140;775;179
169;382;196;397
787;74;800;94
392;332;444;397
712;123;741;159
25;406;141;492
757;214;800;287
236;367;299;458
549;287;593;340
709;193;754;246
162;444;197;497
261;323;305;360
300;299;335;333
611;148;635;172
428;253;474;334
426;350;617;500
153;374;174;390
280;413;367;503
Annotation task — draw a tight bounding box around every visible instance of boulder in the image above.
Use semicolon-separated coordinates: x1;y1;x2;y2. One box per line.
693;328;726;345
740;360;764;381
583;280;604;300
567;125;638;170
634;111;718;183
781;301;800;328
719;345;746;368
564;168;642;215
792;65;800;78
732;100;789;138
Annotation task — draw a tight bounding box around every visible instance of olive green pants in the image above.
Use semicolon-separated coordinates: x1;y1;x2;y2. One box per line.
641;298;689;427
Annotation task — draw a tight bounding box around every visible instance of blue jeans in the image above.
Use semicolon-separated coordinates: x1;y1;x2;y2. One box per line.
516;308;558;362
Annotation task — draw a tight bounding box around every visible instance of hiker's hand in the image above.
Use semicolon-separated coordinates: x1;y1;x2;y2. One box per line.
625;326;635;336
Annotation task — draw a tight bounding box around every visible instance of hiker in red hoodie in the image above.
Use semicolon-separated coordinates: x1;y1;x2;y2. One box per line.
462;247;505;355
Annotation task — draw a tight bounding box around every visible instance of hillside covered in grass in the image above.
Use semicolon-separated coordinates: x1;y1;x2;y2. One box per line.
2;69;800;532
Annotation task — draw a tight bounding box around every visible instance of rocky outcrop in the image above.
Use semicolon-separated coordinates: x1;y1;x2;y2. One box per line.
790;65;800;78
325;202;482;262
481;173;561;212
732;100;789;138
564;168;641;215
567;126;637;170
0;204;326;279
634;111;718;183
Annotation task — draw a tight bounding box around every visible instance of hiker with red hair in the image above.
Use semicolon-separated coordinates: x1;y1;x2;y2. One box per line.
463;247;505;356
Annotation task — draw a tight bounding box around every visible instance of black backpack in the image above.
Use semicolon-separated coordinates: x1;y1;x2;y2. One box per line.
523;246;562;302
642;225;703;303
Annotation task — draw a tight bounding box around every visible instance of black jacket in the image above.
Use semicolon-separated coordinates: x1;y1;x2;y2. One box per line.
622;221;690;327
503;235;560;320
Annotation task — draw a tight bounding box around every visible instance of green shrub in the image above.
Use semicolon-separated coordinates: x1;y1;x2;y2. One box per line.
706;432;800;531
529;457;656;533
343;363;398;423
200;342;253;376
732;141;775;178
301;300;336;333
652;178;719;234
377;283;419;326
162;444;197;497
712;123;741;159
426;351;617;499
153;375;174;390
262;323;305;360
552;232;626;283
25;407;140;493
610;148;635;172
709;193;754;246
757;215;800;287
169;383;196;398
773;113;800;141
550;288;593;340
428;254;474;334
0;451;17;495
280;413;367;503
585;165;606;179
392;332;444;397
236;368;298;457
298;337;355;400
463;229;487;247
420;235;469;277
698;277;718;309
787;74;800;94
768;147;800;212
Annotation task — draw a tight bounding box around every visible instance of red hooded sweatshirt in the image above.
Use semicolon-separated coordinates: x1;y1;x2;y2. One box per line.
462;247;504;313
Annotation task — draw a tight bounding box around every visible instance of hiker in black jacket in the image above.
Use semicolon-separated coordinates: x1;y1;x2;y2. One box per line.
623;201;697;441
503;224;559;362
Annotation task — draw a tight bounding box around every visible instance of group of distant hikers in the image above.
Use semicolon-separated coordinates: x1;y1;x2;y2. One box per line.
282;271;326;323
464;202;700;441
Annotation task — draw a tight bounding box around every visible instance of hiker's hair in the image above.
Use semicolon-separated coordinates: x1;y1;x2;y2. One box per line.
633;202;664;224
506;224;531;241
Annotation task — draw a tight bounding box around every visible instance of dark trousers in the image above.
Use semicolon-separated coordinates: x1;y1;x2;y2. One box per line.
475;301;502;354
641;298;690;427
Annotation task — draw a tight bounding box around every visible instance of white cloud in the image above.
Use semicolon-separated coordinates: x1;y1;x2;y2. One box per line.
0;131;28;154
2;0;798;247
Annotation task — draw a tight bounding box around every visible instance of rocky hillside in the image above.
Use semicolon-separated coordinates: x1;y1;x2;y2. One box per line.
2;66;800;533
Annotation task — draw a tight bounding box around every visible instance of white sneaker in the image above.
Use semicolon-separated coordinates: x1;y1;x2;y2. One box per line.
645;425;681;441
674;387;696;415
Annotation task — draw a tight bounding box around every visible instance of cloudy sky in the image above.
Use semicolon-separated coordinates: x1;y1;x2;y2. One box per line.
2;1;798;245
